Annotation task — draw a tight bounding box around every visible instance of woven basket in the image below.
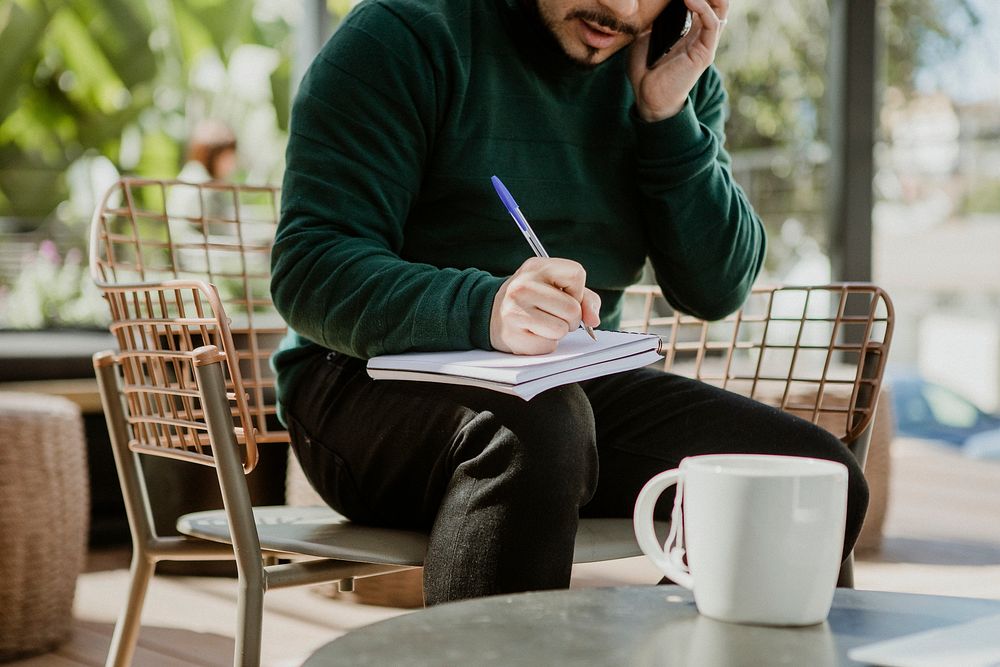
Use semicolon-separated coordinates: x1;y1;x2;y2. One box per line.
0;392;89;661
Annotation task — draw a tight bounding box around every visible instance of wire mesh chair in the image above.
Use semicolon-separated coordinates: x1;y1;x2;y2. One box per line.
621;283;893;458
621;283;894;586
89;178;285;472
88;178;657;667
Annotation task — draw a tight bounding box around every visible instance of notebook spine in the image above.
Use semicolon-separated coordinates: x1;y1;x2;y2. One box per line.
608;328;665;355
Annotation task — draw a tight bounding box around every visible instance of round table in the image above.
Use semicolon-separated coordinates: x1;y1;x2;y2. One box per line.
304;586;1000;666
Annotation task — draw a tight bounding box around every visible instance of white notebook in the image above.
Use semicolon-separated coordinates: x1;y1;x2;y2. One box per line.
366;328;663;400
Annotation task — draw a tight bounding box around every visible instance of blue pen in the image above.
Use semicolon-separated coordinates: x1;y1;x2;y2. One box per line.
491;175;597;341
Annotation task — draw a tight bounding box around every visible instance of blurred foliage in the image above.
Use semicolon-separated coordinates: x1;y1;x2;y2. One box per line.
0;0;980;227
0;0;296;223
0;239;107;328
964;180;1000;215
714;0;982;278
0;0;987;325
717;0;980;151
0;0;307;327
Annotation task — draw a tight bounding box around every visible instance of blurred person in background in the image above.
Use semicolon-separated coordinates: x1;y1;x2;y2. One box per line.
167;119;239;235
179;118;238;184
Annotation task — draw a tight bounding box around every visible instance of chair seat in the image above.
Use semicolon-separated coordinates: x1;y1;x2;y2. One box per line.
178;506;666;566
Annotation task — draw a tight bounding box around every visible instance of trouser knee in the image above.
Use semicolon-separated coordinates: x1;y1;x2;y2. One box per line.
845;458;870;543
805;428;869;558
459;385;599;509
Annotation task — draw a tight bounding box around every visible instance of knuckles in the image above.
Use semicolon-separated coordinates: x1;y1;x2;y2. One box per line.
520;256;548;273
518;257;587;286
504;279;533;301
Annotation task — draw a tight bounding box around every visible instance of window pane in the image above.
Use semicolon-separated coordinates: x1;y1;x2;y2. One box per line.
874;0;1000;411
715;1;832;285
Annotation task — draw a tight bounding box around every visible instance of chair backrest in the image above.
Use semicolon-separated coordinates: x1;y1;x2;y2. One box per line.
621;284;894;454
89;178;288;472
90;177;894;472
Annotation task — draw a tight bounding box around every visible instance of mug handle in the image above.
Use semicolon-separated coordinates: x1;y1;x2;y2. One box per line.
633;469;694;590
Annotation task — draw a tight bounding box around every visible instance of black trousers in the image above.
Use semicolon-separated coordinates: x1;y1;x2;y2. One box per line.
283;350;869;605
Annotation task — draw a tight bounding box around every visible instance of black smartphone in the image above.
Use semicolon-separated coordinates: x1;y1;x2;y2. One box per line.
646;1;691;69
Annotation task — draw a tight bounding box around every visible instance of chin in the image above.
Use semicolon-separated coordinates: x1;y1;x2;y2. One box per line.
569;49;609;67
560;38;622;67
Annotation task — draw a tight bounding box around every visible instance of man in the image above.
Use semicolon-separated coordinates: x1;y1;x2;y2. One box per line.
271;0;868;604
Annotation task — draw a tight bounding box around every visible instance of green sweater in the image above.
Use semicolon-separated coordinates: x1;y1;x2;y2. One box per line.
271;0;766;403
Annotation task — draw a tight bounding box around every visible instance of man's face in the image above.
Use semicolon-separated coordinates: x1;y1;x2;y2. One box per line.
532;0;668;67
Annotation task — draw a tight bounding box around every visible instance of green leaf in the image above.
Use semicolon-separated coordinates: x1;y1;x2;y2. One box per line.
135;130;181;180
44;9;130;114
175;0;254;59
0;145;67;218
0;0;51;121
65;0;156;88
169;0;218;66
270;57;291;131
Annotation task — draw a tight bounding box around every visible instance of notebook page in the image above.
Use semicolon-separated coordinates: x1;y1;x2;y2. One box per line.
367;329;660;384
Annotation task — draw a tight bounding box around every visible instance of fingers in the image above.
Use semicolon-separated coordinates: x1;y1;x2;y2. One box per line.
582;288;602;329
528;256;588;299
504;258;586;333
630;0;726;121
489;257;600;355
628;31;653;86
685;0;727;35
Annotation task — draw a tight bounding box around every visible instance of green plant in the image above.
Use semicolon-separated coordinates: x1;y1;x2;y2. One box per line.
0;0;297;219
0;0;308;328
0;240;108;328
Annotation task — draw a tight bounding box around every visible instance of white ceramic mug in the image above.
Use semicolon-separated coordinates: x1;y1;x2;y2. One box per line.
633;454;849;626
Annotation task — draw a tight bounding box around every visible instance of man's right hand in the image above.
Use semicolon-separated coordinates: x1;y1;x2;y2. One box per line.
490;257;601;355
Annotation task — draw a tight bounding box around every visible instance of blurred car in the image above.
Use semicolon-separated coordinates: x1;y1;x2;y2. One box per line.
888;372;1000;447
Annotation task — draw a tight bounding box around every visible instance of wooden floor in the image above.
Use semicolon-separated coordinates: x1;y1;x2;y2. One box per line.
12;438;1000;666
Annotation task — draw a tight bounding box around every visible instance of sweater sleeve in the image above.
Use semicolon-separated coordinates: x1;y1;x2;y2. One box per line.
634;65;766;321
271;3;504;359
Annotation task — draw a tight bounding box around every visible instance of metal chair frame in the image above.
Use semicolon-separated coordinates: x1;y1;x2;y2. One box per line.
91;178;416;667
89;178;893;667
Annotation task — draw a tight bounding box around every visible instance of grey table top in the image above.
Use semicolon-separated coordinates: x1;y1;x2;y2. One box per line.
304;585;1000;666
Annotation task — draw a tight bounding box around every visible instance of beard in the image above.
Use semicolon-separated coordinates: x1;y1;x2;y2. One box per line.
523;0;639;68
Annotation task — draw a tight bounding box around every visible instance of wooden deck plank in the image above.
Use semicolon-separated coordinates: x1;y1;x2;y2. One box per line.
5;652;90;667
81;622;234;667
71;569;409;666
56;622;208;667
881;439;1000;545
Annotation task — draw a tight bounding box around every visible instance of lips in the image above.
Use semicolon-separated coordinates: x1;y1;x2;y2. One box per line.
577;18;620;49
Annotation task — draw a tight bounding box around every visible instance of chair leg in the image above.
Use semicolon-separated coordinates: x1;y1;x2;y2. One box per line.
105;554;155;667
235;581;265;667
837;552;855;588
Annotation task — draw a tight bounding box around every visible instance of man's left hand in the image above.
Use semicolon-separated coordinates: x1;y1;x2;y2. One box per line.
627;0;729;122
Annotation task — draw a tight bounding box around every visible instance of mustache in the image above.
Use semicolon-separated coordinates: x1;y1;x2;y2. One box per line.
565;9;640;37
